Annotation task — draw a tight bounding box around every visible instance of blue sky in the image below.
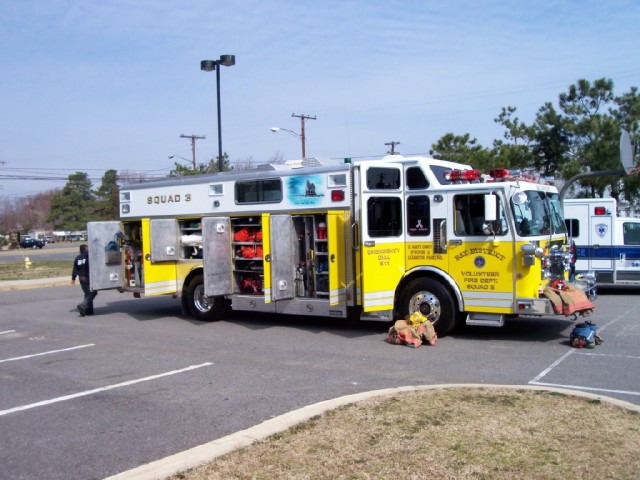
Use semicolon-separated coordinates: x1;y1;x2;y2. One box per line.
1;0;639;199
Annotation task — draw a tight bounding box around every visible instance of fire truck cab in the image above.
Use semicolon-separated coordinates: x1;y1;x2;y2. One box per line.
87;155;579;336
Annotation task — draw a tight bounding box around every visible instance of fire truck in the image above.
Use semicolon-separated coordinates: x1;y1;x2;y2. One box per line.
564;197;640;285
87;155;578;336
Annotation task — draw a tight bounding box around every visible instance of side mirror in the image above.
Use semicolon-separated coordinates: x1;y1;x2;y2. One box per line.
484;194;497;222
512;192;527;205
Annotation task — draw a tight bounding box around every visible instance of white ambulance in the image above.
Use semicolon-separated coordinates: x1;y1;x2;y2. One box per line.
564;198;640;285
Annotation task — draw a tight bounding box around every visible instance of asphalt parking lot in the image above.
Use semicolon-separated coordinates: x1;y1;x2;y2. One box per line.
1;284;638;479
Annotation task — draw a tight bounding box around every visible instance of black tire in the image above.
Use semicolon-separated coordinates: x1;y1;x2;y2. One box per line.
185;274;225;321
399;277;458;337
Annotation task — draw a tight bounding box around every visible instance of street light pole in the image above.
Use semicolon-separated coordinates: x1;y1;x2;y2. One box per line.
201;55;236;173
168;155;194;172
270;127;303;158
271;113;316;159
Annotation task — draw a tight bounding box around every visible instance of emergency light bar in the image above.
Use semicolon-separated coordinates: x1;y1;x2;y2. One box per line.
488;168;538;183
447;169;481;181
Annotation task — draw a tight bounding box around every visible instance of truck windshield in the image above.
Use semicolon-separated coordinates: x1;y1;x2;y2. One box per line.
512;191;566;237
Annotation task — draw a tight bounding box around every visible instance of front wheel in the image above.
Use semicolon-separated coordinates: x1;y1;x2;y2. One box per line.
399;277;458;337
185;274;225;321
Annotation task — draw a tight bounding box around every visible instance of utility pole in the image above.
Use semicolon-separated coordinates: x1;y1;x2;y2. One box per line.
180;134;206;170
291;113;316;159
385;141;400;155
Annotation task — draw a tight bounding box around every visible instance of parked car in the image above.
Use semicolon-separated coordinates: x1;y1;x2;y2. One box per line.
44;236;55;243
19;237;45;249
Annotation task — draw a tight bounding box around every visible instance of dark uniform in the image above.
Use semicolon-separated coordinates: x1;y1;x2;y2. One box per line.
71;245;97;316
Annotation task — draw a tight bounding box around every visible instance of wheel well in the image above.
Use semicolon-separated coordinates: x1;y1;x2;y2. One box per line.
394;269;463;316
182;268;203;295
180;267;204;312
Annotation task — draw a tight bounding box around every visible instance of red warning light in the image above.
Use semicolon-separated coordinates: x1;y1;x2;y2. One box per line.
331;190;345;201
594;206;606;215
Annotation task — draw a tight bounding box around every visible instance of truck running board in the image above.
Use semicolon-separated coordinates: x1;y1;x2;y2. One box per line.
465;313;504;327
360;309;393;322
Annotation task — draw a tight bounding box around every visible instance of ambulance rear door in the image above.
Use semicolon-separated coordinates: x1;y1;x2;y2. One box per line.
588;211;613;273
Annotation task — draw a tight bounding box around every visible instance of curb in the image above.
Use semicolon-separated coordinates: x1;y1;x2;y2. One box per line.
104;383;640;480
0;276;69;292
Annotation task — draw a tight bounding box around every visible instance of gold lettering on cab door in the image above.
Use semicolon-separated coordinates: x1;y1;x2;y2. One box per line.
455;248;506;291
367;247;400;267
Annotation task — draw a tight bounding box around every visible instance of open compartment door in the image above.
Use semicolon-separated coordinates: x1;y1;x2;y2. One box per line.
202;217;232;297
87;221;124;291
270;215;295;301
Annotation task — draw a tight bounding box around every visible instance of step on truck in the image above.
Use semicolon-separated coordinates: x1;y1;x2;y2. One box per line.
87;155;585;336
564;197;640;286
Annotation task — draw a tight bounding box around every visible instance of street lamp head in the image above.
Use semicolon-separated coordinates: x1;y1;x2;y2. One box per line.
218;54;235;67
201;55;235;72
200;60;217;72
270;127;280;133
201;54;235;173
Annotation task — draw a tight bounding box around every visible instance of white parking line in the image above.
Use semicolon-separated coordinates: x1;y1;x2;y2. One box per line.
0;344;95;364
0;363;213;417
529;381;640;397
529;349;574;384
529;314;640;397
0;330;16;335
579;352;640;360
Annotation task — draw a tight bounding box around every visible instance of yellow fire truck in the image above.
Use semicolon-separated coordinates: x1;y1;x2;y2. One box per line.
87;155;582;336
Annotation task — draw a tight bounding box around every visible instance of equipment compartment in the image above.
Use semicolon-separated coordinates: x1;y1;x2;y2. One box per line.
179;219;203;259
231;217;264;294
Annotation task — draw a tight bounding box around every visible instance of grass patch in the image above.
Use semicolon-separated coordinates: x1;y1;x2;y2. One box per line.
171;388;640;480
0;260;70;281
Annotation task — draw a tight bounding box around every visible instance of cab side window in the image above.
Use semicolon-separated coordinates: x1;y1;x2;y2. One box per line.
406;167;429;190
368;197;402;237
407;195;430;236
454;194;508;236
366;168;401;190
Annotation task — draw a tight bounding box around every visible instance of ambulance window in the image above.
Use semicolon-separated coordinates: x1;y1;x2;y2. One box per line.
235;179;282;204
565;219;579;237
407;195;430;236
406;167;429;190
366;167;401;190
623;222;640;245
367;197;402;237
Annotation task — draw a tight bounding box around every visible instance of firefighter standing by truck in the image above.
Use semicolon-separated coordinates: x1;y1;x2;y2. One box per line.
71;244;97;316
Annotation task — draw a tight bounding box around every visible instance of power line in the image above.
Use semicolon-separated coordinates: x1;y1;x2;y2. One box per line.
291;113;316;158
385;141;400;155
179;134;206;170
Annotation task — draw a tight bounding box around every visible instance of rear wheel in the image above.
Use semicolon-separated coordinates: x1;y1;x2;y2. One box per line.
186;274;225;321
400;277;458;337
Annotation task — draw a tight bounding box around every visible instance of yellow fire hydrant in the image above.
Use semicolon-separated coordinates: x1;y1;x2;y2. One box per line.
24;256;32;269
